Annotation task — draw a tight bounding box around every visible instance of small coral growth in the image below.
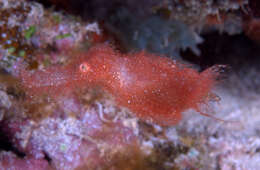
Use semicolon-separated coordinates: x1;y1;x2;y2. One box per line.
108;8;202;58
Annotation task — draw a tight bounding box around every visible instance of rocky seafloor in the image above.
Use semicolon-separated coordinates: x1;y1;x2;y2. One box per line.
0;0;260;169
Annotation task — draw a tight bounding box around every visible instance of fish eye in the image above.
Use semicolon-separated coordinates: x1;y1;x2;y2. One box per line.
79;62;91;73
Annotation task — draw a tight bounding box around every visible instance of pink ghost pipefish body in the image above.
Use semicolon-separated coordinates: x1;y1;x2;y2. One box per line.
17;44;220;126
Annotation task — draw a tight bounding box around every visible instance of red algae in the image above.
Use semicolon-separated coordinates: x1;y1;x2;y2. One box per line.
17;44;219;126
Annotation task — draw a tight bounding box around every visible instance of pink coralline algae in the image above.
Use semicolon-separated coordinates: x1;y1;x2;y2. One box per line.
1;96;138;170
0;152;52;170
17;44;219;126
